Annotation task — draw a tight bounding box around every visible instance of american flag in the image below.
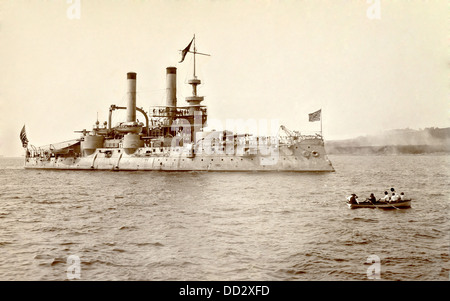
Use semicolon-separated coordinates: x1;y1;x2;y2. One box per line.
308;109;321;122
19;125;28;148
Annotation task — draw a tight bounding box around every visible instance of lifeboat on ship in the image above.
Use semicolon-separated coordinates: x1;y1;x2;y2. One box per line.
113;121;143;134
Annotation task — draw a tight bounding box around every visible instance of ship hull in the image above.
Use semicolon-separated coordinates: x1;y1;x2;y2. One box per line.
24;157;334;171
24;140;335;172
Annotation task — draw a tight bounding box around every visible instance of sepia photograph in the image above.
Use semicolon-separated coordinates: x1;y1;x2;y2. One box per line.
0;0;448;292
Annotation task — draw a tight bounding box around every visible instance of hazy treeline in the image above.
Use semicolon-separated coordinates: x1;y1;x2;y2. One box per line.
326;127;450;155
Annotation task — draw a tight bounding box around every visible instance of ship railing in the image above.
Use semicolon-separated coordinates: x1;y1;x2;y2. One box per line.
301;132;323;140
278;133;322;142
149;106;207;118
192;135;280;157
27;147;52;160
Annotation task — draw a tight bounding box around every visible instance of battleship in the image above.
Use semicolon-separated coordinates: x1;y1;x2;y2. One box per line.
22;37;334;172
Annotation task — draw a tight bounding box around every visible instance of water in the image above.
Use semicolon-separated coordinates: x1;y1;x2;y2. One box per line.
0;155;448;281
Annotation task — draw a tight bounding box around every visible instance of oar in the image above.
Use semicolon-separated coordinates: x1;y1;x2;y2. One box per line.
382;199;400;210
373;199;400;210
388;201;400;210
368;199;381;209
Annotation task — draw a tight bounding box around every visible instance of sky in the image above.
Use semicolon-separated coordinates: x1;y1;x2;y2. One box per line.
0;0;448;156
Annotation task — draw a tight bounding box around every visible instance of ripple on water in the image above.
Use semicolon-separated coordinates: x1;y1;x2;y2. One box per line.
0;155;448;280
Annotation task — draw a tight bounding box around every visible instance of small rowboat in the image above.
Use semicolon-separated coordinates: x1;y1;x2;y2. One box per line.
347;199;412;209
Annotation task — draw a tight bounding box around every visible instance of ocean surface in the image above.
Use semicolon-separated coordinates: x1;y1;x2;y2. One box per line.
0;155;448;281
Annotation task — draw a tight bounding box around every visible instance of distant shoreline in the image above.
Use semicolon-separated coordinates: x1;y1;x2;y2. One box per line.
325;127;450;155
325;144;450;155
327;152;449;156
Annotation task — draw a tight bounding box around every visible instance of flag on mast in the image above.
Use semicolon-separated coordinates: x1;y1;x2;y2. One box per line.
20;125;28;148
308;109;321;122
179;37;194;63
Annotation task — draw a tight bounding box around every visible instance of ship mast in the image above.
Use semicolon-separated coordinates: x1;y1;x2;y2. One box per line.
193;34;196;79
188;34;210;97
183;34;210;108
177;35;211;141
180;35;209;142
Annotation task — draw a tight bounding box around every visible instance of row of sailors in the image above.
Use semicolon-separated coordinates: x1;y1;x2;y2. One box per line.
151;108;207;116
380;191;407;202
348;188;407;204
381;187;406;202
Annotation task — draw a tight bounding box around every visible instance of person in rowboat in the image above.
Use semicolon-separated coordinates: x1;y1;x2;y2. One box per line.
390;192;400;202
347;194;358;204
380;191;390;203
367;193;376;203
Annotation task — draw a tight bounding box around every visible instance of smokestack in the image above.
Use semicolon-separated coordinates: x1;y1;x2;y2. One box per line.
166;67;177;109
126;72;137;122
